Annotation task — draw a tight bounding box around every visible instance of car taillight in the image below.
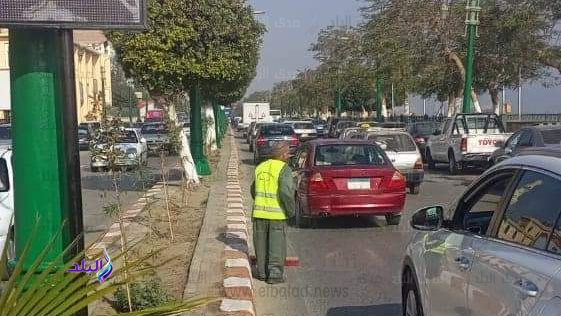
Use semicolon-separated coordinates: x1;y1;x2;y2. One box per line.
256;136;266;147
387;171;406;192
290;135;299;146
308;172;329;193
415;137;426;144
414;158;424;170
460;137;468;153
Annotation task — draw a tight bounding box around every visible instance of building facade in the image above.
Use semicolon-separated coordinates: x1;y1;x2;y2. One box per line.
0;30;112;123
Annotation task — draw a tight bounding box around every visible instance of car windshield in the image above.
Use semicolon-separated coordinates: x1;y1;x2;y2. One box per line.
78;129;89;137
412;123;438;136
542;129;561;145
293;123;314;129
456;115;503;134
368;134;417;152
261;125;294;136
0;126;11;140
315;144;388;166
118;131;138;143
141;124;167;135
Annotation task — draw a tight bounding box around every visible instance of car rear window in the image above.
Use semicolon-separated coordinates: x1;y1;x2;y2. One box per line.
294;123;314;129
541;129;561;145
367;134;417;152
315;144;388;166
261;125;294;136
142;124;167;135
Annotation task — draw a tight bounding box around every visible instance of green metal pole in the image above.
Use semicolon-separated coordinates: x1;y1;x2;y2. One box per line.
462;23;477;114
376;76;383;122
335;90;342;117
189;87;211;175
10;29;81;271
213;101;221;148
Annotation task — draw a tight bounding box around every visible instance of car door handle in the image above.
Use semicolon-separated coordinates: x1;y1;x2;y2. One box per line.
454;257;471;270
515;280;539;298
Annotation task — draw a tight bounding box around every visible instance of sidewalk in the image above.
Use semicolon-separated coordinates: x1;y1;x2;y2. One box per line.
184;135;232;315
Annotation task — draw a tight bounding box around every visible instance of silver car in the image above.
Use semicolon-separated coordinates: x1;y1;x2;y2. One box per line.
402;151;561;316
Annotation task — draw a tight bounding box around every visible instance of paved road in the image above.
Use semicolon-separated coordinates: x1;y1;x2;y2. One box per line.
235;135;480;316
79;151;180;246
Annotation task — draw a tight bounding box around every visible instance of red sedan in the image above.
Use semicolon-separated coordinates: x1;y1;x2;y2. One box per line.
291;139;406;227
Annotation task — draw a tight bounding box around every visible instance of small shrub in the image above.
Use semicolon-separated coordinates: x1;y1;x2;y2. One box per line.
113;278;173;312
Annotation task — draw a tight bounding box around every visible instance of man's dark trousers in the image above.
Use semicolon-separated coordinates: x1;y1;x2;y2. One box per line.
253;218;286;281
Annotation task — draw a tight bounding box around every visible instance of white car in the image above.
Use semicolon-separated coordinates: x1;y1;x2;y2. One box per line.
90;128;148;172
284;121;317;141
366;131;424;194
0;147;14;280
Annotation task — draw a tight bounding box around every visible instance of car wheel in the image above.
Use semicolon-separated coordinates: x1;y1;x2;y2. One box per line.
409;184;420;195
385;214;401;226
425;149;435;170
402;269;424;316
448;151;459;175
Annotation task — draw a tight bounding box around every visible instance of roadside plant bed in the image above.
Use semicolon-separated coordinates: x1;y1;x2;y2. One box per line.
91;152;221;315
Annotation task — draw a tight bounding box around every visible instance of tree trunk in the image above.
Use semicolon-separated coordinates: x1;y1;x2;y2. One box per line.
381;97;388;118
448;51;482;113
447;93;455;117
166;99;200;184
489;86;500;115
204;104;217;152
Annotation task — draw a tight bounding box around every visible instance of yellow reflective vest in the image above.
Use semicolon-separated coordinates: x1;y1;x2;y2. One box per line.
253;159;287;220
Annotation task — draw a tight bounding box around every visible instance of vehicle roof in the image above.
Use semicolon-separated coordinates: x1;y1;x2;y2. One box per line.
498;151;561;175
524;125;561;131
306;139;375;146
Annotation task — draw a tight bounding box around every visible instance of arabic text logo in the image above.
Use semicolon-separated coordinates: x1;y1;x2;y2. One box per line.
97;249;113;283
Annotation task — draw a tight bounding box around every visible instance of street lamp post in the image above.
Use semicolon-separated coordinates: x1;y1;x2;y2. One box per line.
462;0;481;114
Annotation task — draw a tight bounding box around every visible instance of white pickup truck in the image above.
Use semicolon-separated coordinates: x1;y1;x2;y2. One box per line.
425;114;511;174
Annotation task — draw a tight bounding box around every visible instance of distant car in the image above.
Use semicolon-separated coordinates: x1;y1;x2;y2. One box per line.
285;121;317;142
313;119;328;137
78;127;90;151
253;124;299;164
407;121;440;160
79;121;101;134
489;125;561;166
403;152;561;316
332;120;356;138
248;122;265;152
91;129;148;172
0;124;11;147
290;139;406;227
141;122;171;154
366;131;424;194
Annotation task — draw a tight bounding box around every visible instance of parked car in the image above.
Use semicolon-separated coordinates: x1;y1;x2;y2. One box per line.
285;121;317;142
366;131;424;194
90;129;148;172
425;113;511;174
402;151;561;316
78;127;90;151
141;122;171;154
290;139;406;227
331;120;357;138
0;147;14;280
489;125;561;166
253;124;299;164
78;121;101;134
407;121;440;160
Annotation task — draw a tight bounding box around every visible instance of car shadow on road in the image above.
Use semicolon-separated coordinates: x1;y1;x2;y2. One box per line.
326;303;401;316
295;216;385;230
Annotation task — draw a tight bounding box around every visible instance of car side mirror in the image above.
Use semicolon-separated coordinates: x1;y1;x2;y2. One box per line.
411;206;444;231
433;130;442;136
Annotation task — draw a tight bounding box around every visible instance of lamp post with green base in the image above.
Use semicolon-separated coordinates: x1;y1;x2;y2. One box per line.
462;0;481;113
189;87;211;175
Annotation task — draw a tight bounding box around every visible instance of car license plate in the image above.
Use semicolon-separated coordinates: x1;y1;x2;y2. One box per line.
347;178;370;190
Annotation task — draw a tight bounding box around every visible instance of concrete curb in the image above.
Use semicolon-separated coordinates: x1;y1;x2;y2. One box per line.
220;137;256;316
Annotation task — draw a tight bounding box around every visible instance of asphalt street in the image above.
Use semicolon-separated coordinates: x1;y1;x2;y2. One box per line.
235;135;480;316
79;150;180;246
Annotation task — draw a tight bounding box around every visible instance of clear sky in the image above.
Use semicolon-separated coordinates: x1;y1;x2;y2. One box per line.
247;0;561;114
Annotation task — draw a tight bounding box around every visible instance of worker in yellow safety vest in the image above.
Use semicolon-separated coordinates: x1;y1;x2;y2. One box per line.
251;141;295;284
